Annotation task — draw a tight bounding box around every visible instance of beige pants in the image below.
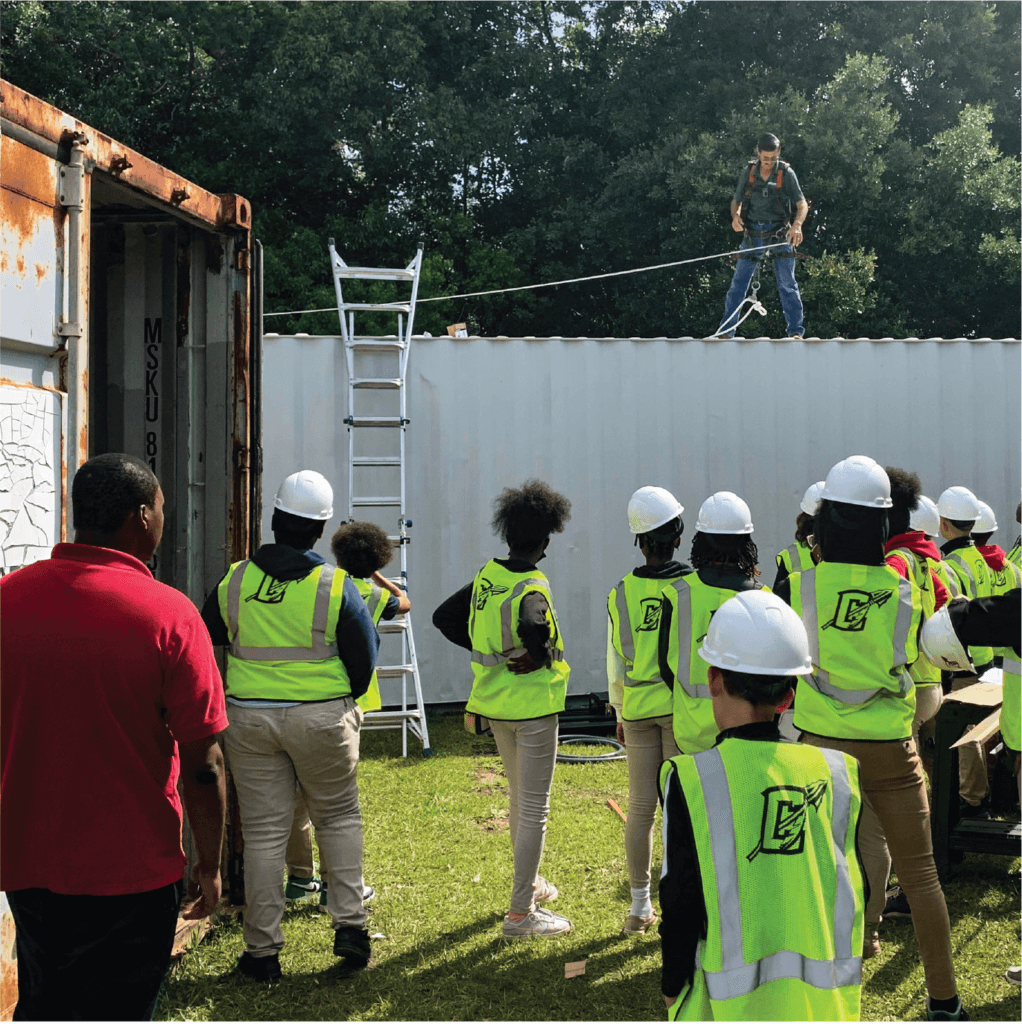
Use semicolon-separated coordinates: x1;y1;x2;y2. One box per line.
801;732;957;1001
489;715;559;914
286;784;322;878
225;697;365;957
622;716;679;888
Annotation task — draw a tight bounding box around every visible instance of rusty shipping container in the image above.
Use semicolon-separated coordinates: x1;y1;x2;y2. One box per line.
0;80;262;1017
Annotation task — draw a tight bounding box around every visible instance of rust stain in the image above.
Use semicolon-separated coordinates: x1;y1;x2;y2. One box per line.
15;255;24;275
2;79;248;230
1;903;17;1021
0;135;57;206
34;263;48;286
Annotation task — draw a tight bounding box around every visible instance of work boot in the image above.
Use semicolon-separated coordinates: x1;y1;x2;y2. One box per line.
333;926;371;970
235;951;282;982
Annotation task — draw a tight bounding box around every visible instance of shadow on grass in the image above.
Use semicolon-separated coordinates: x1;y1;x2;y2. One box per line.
163;908;663;1021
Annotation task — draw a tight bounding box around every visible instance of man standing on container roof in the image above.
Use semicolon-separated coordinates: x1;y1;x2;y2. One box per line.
716;133;809;339
200;470;379;980
1;453;228;1022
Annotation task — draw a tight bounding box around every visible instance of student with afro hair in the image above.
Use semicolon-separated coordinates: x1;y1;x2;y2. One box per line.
433;480;573;939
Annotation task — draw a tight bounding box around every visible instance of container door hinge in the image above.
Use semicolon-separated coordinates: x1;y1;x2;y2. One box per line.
56;320;83;339
58;163;85;211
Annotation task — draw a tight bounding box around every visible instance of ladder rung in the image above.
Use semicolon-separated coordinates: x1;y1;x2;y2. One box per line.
362;710;422;725
378;620;408;634
352;496;402;507
351;378;403;390
386;535;405;547
352;456;402;467
347;339;406;352
341;302;411;313
333;266;417;282
346;416;405;427
377;665;414;677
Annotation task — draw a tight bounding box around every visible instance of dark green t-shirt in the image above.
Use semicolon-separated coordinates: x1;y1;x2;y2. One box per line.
733;160;804;223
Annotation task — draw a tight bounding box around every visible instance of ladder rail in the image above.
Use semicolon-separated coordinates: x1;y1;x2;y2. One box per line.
328;240;430;758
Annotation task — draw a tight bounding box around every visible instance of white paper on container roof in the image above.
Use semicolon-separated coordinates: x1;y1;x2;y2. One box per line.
262;333;1022;705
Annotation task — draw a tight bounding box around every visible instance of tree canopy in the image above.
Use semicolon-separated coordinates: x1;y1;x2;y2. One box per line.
3;0;1018;337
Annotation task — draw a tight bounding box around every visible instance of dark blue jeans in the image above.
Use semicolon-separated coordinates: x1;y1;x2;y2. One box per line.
718;224;804;337
7;879;184;1021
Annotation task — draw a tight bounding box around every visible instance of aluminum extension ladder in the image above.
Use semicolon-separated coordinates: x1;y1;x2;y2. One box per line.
327;239;431;757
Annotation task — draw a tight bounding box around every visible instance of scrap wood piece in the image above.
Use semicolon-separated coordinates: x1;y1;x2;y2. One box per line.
606;798;627;824
565;960;586;979
170;915;212;962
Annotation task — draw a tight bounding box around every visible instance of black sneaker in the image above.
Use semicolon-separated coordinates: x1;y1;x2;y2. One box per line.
236;951;282;982
926;995;969;1020
333;926;371;969
883;886;912;919
959;798;991;820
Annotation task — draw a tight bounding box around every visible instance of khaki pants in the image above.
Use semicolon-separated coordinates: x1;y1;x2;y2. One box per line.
489;715;559;914
286;784;320;879
226;697;365;957
801;732;957;1001
622;716;679;889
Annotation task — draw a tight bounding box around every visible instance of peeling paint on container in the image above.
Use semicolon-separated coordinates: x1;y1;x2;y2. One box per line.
0;893;14;1021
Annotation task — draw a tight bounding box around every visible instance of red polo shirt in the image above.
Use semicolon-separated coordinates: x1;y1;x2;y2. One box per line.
1;544;228;895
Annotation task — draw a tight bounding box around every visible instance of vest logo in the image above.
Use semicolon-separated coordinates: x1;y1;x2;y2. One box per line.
474;578;510;610
636;597;663;632
822;589;893;632
245;575;294;604
747;779;828;862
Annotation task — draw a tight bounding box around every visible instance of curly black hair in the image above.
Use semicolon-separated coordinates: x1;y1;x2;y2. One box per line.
884;466;922;537
72;453;159;534
331;520;394;579
689;532;760;577
793;511;815;546
638;515;684;560
720;668;795;708
492;480;571;553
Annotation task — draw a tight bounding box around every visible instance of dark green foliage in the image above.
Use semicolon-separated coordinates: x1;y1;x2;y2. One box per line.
2;0;1018;337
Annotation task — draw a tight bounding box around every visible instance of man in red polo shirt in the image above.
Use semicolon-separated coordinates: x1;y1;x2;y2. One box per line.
1;453;229;1021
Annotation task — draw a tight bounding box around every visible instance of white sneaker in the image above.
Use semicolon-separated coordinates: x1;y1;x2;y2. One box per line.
1006;965;1021;987
502;907;573;938
533;876;558;902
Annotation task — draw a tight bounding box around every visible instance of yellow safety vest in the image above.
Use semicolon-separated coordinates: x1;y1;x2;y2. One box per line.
662;576;768;754
790;564;921;741
608;570;687;721
1001;654;1021;752
467;560;569;720
944;546;994;667
661;740;864;1021
885;548;941;687
217;560;351;701
354;578;390;713
776;542;815;576
1007;536;1021;571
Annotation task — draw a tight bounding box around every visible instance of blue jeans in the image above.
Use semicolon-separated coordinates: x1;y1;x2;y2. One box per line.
718;224;804;337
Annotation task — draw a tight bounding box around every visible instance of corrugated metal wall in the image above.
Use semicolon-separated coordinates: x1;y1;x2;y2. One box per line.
262;334;1022;704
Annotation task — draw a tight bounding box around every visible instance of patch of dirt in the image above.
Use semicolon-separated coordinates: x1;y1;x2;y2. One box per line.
475;809;509;833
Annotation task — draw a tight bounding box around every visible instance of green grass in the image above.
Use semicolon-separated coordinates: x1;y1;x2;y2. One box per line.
159;715;1021;1021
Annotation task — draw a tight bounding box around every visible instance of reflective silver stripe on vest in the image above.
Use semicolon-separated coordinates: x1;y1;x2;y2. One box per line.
783;544;802;573
799;571;906;705
818;748;856;963
470;577;563;666
228;561;339;661
890;576;916;696
1003;658;1022;676
946;553;976;594
693;746;862;1002
613;581;635;662
670;578;710;700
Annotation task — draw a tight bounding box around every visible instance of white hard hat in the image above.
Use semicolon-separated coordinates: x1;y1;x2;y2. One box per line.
627;486;684;534
920;603;973;673
274;470;334;521
800;481;826;516
820;455;892;508
699;590;813;675
937;486;982;521
973;501;997;534
695;491;754;535
910;495;941;537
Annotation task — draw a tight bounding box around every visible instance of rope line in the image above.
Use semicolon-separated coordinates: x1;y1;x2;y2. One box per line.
262;242;789;319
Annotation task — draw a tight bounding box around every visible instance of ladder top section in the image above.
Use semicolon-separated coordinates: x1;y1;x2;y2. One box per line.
333;266;418;282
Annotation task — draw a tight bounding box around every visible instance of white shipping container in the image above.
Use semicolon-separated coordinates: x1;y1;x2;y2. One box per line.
262;332;1021;705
